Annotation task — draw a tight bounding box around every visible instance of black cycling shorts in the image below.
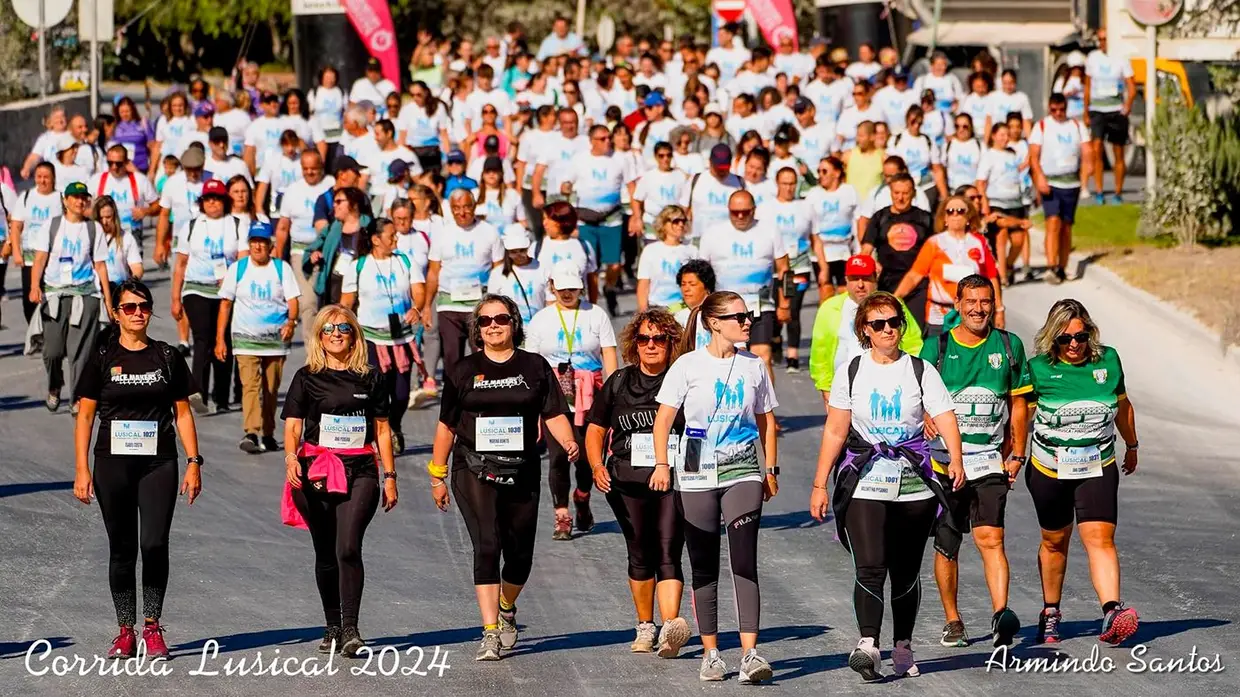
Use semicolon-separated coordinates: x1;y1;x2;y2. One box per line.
748;310;777;346
1025;461;1119;530
936;471;1009;532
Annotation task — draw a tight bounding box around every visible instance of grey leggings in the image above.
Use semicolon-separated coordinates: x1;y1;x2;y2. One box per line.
678;480;764;636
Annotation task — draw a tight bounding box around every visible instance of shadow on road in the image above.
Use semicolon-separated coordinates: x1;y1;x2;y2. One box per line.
1050;617;1230;644
761;510;825;530
172;626;327;655
508;623;831;658
776;414;823;435
0;395;48;412
0;481;73;498
0;637;74;660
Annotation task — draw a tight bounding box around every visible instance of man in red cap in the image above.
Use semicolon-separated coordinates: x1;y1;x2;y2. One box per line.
807;253;923;411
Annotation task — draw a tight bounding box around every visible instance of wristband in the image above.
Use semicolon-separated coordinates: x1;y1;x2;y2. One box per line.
427;461;448;479
383;471;398;480
1126;441;1139;451
186;456;203;467
1008;454;1027;465
768;466;780;476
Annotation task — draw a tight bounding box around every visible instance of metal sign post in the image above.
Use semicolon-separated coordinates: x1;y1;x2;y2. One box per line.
38;0;46;98
1125;0;1183;193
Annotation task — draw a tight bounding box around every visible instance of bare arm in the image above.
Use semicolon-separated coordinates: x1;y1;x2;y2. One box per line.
28;251;48;303
653;403;678;467
931;408;964;490
810;407;851;520
243;145;258;176
94;260;114;321
892;269;925;299
635;279;650;311
424;261;441;311
585;423;607;471
8;221;24;266
275;217;291;258
586;271;599;304
339;291;357;310
602;346;618;380
544;413;579;453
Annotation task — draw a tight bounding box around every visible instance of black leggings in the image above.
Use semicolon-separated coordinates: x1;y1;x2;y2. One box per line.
844;497;939;643
437;311;471;380
776;281;808;353
605;483;684;582
545;422;591;509
22;264;39;323
93;456;179;626
679;480;764;636
452;465;541;585
183;294;232;407
365;342;412;433
292;464;380;628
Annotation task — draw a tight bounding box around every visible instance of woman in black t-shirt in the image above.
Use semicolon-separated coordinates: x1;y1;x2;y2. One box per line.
73;279;201;661
280;304;399;659
428;294;575;662
586;308;692;658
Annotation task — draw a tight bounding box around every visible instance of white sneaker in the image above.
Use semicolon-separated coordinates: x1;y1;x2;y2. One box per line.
737;648;773;684
699;648;727;681
848;637;883;682
656;617;690;658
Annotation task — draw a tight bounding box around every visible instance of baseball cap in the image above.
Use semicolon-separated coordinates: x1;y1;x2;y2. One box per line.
63;181;89;197
180;146;206;169
446;149;467;164
890;65;909;81
201;179;228;198
703;102;725;118
550;261;584;290
501;224;532;250
54;132;79;153
366;57;382;71
193;101;216;118
333;155;361;174
644;91;667;108
792;97;813;114
208;126;229;143
484;134;500;151
388;159;410;182
709;143;732;167
248;221;274;241
844;254;877;277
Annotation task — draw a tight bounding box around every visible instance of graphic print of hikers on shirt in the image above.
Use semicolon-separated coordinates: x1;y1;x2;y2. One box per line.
870;387;904;421
713;377;746;411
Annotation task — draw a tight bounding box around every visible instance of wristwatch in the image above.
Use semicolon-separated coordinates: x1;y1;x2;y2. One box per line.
186;456;204;467
1126;441;1139;451
1008;454;1027;465
768;466;781;476
382;471;398;480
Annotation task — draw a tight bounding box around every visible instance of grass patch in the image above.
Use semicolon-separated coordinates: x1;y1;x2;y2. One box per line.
1032;203;1169;251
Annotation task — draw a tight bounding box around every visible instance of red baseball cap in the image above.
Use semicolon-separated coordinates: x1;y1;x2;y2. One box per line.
845;254;877;277
201;179;228;198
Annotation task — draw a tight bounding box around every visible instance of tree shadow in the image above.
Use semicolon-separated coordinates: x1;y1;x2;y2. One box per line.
0;637;74;660
172;626;326;656
775;414;823;435
0;481;73;499
0;395;49;412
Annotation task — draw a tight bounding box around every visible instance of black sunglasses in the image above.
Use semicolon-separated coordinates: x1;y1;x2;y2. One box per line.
729;208;755;217
478;313;513;327
714;312;752;325
945;207;968;216
636;333;669;345
321;322;355;335
118;301;153;316
865;316;904;332
669;217;687;225
1055;331;1090;346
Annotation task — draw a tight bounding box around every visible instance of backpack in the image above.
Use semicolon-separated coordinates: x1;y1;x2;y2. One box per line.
936;328;1017;383
185;214;242;250
847;353;926;401
355;252;412;277
97;334;176;384
235;255;285;285
96;171;140;205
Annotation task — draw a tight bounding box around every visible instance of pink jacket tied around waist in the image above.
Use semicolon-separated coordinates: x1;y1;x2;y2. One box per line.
573;368;603;427
281;442;377;530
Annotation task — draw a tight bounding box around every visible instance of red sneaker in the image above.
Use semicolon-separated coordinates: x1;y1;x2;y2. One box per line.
108;626;137;659
142;622;170;658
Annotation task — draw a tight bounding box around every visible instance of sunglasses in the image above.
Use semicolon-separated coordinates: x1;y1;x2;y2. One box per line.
591;135;610;142
945;207;968;216
865;316;904;332
669;217;687;225
729;208;755;217
118;301;153;316
321;322;355;336
478;313;513;327
107;160;127;167
636;333;669;346
967;194;982;202
956;123;972;129
714;312;752;325
1055;331;1090;346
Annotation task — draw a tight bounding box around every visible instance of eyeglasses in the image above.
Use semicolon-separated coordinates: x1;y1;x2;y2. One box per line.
729;208;755;218
865;316;904;332
118;301;153;316
478;313;513;327
852;90;867;97
321;322;355;336
945;207;968;216
714;312;753;325
107;159;126;167
955;123;972;129
669;217;687;225
1055;331;1090;346
591;135;610;142
636;333;669;346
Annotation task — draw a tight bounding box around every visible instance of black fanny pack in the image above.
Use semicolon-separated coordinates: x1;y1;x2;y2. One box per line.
576;205;620;224
463;447;524;486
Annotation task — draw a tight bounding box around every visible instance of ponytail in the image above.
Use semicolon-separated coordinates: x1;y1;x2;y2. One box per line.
680;290;743;355
681;305;705;354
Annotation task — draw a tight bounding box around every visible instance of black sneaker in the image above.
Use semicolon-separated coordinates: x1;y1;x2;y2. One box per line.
785;357;801;374
992;607;1020;647
261;435;280;452
339;626;365;657
318;626;342;654
572;489;594;533
1056;267;1069;283
239;434;264;454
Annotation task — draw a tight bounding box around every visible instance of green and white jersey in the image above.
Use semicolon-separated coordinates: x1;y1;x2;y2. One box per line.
1027;345;1126;477
919;328;1031;471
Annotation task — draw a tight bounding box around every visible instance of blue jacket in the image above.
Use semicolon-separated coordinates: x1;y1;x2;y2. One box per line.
304;214;373;297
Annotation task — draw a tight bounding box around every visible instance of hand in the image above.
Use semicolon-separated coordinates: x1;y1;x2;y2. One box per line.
564;440;580;462
404;307;419;325
763;473;779;501
532;192;545;210
627;217;643;237
422;311;434;330
817;269;827;289
648;464;671;492
310;251;323;265
431;478;451;510
285;455;302;489
1122;447;1138;475
180;463;202;504
382;478;399;511
592;464;612;493
809;485;830;522
922;414;940;440
1121;104;1131;117
20;165;31;180
1083;112;1091;127
73;469;93;504
0;240;11;258
153;244;169;266
29;286;42;305
1004;456;1023;487
947;460;966;491
1036;177;1051;196
280;321;295;342
130;207;144;222
214;340;228;363
776;306;791;323
170;297;184;321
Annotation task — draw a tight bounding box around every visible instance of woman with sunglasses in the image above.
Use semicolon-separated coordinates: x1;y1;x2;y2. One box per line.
809;291;964;682
397;81;451;173
893;195;1002;337
652;290;779;684
636;205;697;312
944;114;982;192
587;308;692;657
428;294;577;661
74;279;202;660
464;105;510;162
807;156;860;299
526;261;619;539
1024;299;1140;646
282;305;399;657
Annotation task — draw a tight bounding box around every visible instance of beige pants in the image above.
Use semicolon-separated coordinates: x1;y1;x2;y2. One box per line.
236;355;285;437
290;249;318;324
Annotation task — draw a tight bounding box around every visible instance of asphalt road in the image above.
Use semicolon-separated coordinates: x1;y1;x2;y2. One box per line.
0;240;1236;696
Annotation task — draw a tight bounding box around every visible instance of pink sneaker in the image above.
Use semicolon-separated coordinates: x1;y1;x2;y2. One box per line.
108;626;137;659
142;622;170;658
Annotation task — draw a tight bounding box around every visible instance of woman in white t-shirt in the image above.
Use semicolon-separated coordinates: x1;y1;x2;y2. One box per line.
10;163;65;321
21;106;68;179
636;204;697;312
281;89;327;157
309;66;346;146
976;124;1028;285
524;260;618;540
226;175;270;232
92;195;143;289
486;225;548;324
809;290;963;683
474;158;520;226
652;290;779;684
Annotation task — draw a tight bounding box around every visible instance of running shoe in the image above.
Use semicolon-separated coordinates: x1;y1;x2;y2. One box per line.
785;357;800;374
410;379;439;409
656;617;691;658
339;626;365;657
1045;268;1063;285
891;640;919;677
738;648;773;684
631;621;657;653
475;630;502;661
142;621;169;658
1095;193;1106;205
992;607;1021;647
45;393;60;413
1023;268;1037;283
261;435;280;453
552;512;572;541
188;393;208;415
239;434;263;454
699;648;727;681
70;400;80;416
108;626;137;659
573;489;594;533
1111;193;1124;205
318;626;341;654
498;607;519;649
1036;607;1062;645
940;619;968;647
1099;604;1139;646
848;637;883;682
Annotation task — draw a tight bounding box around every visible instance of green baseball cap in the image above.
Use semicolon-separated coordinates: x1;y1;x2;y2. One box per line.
64;181;89;197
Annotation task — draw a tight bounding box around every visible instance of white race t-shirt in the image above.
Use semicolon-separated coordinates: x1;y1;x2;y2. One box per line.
1029;117;1090;187
103;232;142;285
834;104;886;152
474;188;521;226
792;121;837;167
219;258;300;356
757;198;814;274
944;138;983;190
697;220;786;313
889;132;941;190
525;302;617;373
913;73;965;112
535;236;597;300
278;176;336;251
155;116;194;158
976;147;1023;208
88;171;158;235
636;241;698;308
564;152;634;228
13;189;64;264
805;184;859;263
173;214;245;298
398;104;451;148
536;133;590;195
487;261;549;324
427;220;504;312
632;169;689;229
204;155;252;187
988;91;1034;125
340;252;421;345
33;218;110;296
309;86;346;140
680;172;744;240
213;109;252;156
350;78;399;118
243;116;286;170
256;154;304;198
1085;50;1133;113
158;172;205;229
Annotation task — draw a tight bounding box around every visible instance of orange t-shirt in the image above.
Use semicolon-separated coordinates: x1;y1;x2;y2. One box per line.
910;232;998;325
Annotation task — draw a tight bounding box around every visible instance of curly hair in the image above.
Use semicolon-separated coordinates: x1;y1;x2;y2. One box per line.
619;307;683;366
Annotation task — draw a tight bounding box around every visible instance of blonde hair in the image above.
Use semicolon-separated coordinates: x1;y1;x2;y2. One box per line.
1034;298;1104;362
654;204;688;241
306;305;370;374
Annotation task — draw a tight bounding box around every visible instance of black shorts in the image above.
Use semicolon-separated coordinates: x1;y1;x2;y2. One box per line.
748;310;777;345
1088;111;1130;146
1025;461;1119;530
821;260;846;287
986;206;1029;243
936;471;1009;532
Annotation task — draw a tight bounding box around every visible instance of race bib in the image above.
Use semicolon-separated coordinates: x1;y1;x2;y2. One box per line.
476;416;523;452
212;255;228;281
963;450;1004;480
1096;81;1120;99
320;414;367;449
110;420;159;456
1056;445;1103;480
854;458;902;501
675;428;717;490
942;263;975;284
450;282;483;303
58;257;74;286
630;433;679;468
